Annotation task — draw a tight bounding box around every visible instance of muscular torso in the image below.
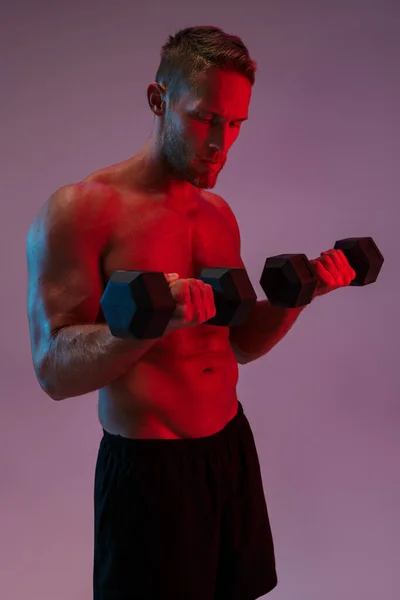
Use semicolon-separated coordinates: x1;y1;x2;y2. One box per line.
86;160;242;439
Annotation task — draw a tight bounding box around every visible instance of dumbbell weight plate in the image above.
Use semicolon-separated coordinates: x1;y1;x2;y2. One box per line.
259;254;318;308
100;270;176;339
199;267;257;326
334;237;384;286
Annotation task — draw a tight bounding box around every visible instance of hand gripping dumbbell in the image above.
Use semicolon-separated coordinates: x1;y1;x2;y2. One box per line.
260;236;384;308
100;267;257;340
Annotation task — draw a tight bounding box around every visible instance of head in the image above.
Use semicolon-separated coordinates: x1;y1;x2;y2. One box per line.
147;26;257;190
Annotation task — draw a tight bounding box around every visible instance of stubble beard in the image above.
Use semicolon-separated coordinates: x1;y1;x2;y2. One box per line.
161;117;217;190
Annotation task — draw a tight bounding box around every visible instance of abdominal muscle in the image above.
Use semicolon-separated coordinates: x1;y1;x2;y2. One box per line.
98;333;240;439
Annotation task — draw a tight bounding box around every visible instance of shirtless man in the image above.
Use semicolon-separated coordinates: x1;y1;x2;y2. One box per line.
26;25;356;600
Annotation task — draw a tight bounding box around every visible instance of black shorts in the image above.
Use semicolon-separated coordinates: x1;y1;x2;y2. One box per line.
93;401;278;600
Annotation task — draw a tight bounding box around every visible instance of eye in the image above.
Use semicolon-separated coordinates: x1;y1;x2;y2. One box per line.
197;113;213;122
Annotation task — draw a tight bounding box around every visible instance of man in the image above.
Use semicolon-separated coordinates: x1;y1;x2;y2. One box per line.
26;26;355;600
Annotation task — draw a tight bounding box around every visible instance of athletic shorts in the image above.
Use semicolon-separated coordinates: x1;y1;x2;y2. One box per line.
93;401;278;599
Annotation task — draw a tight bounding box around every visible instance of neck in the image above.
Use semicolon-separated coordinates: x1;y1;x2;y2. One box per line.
133;136;193;199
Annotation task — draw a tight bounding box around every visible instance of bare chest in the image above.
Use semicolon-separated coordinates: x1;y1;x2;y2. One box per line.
99;195;242;354
101;196;241;285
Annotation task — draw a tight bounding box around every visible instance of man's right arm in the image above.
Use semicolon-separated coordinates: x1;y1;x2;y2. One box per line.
26;183;160;401
37;323;159;401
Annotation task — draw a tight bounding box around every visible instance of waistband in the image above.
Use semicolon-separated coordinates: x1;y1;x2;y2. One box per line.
100;400;245;460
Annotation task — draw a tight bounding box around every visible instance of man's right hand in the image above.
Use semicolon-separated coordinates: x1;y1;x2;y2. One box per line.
164;273;216;331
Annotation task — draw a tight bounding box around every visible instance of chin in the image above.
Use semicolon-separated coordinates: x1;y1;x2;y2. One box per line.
189;170;218;190
192;176;217;190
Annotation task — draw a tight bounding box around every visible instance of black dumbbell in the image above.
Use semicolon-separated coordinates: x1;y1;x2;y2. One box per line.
260;237;384;308
199;267;257;327
100;267;257;339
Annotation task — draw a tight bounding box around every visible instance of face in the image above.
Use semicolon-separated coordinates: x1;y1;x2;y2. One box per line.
158;68;252;189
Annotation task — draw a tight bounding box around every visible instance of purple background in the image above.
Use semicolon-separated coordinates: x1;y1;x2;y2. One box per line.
1;1;399;598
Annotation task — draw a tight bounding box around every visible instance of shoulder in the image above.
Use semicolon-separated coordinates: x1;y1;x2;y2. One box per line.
26;180;119;251
201;189;231;210
35;179;116;217
201;190;241;236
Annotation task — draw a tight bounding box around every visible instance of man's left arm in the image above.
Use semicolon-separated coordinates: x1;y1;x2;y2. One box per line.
229;253;356;365
229;301;307;365
212;194;356;366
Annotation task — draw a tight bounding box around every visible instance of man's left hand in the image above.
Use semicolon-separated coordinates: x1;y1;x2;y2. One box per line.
310;249;356;299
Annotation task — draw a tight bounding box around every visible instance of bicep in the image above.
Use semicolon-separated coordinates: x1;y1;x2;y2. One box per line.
26;186;107;368
213;195;254;362
214;194;247;269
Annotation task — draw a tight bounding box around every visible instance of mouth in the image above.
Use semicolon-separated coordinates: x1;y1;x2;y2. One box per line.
199;159;221;167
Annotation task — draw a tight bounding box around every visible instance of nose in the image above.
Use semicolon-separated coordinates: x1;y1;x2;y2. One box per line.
208;125;229;155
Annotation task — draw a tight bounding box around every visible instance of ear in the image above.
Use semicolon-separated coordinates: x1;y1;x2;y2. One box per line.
147;82;166;116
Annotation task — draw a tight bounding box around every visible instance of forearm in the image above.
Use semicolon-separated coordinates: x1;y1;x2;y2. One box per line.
38;324;159;401
230;300;308;364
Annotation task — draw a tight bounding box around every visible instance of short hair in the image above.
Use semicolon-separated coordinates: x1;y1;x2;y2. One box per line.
155;25;257;105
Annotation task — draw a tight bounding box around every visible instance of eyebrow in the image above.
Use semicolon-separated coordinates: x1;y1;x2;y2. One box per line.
198;109;248;122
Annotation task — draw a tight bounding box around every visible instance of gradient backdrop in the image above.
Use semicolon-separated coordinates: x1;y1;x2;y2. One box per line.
1;1;399;599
